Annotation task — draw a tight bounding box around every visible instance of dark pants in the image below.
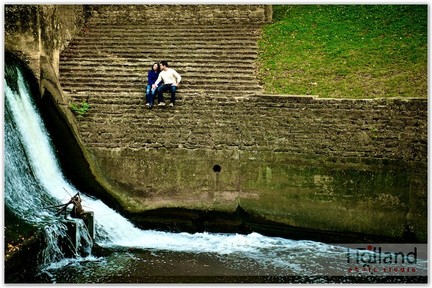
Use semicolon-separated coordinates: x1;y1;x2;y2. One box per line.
145;84;156;106
157;84;177;104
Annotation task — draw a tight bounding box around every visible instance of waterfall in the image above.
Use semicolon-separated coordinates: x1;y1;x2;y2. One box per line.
4;61;156;263
4;62;95;266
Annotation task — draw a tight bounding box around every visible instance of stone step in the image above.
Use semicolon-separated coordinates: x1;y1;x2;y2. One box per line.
63;47;258;54
59;64;256;73
72;34;260;42
86;23;262;28
66;92;247;104
86;5;267;24
60;74;260;83
59;60;255;70
60;52;257;61
85;21;262;27
64;86;262;98
60;71;255;79
77;22;261;37
64;86;260;96
61;79;259;89
59;72;255;82
68;36;258;44
59;66;258;76
65;42;258;51
66;86;258;94
60;64;256;74
68;41;258;49
79;32;261;40
59;58;256;67
62;83;261;93
88;17;263;25
60;71;256;80
61;48;257;57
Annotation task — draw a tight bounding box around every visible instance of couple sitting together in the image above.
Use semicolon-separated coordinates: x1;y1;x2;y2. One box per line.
145;60;181;108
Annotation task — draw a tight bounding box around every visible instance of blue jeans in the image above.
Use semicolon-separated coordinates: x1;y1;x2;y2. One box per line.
157;84;177;104
145;84;156;106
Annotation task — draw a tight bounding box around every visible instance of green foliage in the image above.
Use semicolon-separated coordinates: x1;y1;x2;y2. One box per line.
69;100;90;117
258;5;427;98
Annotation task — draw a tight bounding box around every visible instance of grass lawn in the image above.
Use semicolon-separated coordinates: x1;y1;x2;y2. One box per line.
257;5;427;99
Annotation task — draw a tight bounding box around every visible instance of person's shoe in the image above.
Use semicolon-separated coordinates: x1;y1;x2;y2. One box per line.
169;103;174;107
158;102;166;106
146;103;151;108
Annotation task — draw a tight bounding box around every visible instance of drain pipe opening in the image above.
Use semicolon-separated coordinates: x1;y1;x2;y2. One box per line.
213;164;221;173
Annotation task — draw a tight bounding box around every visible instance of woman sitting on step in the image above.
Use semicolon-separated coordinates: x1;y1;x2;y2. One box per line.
145;62;161;109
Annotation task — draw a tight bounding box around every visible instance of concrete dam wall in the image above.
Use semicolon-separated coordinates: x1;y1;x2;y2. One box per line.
5;4;427;242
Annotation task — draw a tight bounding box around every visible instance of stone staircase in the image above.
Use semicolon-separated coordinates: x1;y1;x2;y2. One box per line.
59;5;266;118
60;26;261;97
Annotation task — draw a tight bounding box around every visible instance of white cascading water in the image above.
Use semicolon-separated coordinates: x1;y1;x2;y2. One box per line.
4;62;427;279
4;65;95;267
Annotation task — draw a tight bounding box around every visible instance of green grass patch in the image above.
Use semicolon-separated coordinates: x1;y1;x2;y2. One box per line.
258;5;427;98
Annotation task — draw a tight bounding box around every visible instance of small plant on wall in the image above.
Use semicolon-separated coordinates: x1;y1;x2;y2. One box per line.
69;100;89;117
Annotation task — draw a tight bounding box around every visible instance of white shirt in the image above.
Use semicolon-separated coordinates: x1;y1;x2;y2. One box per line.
155;68;181;86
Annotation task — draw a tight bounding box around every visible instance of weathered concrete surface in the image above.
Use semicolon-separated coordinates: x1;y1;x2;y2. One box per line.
87;95;427;241
4;5;427;242
5;5;86;81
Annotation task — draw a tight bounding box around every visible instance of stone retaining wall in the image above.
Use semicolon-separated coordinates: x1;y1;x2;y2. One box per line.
86;94;427;241
81;95;426;163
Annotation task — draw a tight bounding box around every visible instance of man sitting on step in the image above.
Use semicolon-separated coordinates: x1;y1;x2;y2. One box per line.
152;61;182;107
